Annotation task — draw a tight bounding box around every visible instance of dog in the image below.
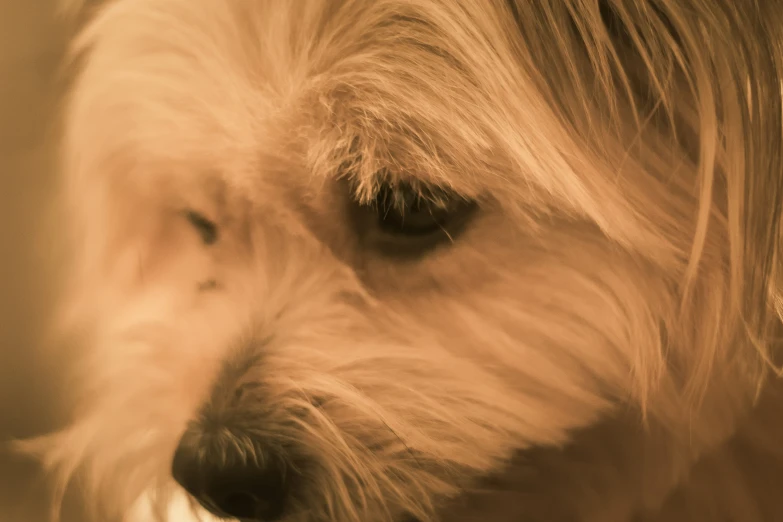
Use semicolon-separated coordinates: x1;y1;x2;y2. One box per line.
17;0;783;521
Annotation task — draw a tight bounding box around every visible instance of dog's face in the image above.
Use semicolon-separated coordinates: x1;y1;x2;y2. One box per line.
24;1;783;521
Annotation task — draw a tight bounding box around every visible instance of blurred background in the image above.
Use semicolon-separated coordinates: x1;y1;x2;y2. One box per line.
0;1;83;520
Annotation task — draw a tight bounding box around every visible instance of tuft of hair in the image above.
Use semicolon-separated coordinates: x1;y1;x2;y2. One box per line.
509;0;783;403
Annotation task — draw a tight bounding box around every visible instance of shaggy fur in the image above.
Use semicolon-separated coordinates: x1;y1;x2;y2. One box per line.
18;0;783;521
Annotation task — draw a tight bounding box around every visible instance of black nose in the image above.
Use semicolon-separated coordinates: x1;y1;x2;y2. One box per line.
171;434;288;521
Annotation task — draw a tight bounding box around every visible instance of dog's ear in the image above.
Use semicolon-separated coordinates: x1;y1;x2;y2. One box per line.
505;0;783;380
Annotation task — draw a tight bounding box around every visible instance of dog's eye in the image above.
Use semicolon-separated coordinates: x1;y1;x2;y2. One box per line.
351;180;476;257
185;210;219;245
372;182;469;236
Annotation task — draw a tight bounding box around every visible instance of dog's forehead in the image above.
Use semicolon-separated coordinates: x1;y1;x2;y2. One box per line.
77;0;555;213
270;0;523;197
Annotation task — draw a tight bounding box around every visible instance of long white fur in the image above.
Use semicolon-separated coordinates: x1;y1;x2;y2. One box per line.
17;0;783;521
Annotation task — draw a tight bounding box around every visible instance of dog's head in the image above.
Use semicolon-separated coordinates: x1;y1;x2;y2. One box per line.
21;1;783;521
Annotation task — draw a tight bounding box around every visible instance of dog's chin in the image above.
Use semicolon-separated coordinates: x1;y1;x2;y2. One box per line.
21;0;783;521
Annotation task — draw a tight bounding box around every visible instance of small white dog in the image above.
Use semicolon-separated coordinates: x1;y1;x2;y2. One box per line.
19;1;783;521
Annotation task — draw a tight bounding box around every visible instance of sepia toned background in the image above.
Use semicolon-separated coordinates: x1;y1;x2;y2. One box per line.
0;1;83;521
